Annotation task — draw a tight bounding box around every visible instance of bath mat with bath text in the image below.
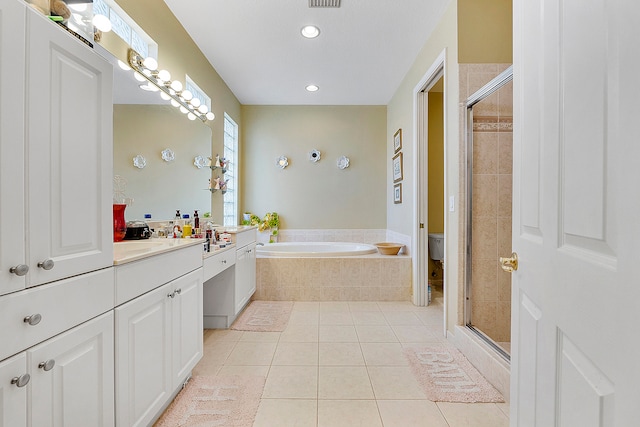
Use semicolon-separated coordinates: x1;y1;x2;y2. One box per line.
404;344;504;403
230;301;293;332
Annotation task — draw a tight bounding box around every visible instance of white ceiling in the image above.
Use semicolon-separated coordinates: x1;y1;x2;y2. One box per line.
162;0;450;106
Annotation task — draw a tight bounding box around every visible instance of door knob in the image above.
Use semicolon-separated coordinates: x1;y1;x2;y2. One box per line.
499;252;518;273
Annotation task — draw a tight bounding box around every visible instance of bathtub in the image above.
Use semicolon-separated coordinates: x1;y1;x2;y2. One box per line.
255;241;411;302
256;242;377;257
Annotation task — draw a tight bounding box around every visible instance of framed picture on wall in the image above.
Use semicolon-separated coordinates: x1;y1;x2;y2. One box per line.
393;128;402;153
393;183;402;204
392;152;403;183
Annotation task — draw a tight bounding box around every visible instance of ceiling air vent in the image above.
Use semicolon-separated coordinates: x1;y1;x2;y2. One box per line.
309;0;341;7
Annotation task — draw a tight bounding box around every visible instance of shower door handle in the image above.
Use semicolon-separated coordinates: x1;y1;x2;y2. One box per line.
499;252;518;273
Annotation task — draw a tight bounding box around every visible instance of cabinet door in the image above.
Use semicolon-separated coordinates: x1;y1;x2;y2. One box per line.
25;9;113;287
234;243;256;314
0;0;26;296
115;284;171;427
171;269;203;386
28;312;114;427
0;353;28;427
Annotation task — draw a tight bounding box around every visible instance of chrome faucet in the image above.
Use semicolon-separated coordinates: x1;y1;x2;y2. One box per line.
256;242;265;246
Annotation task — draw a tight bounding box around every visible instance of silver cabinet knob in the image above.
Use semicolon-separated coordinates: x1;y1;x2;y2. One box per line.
175;288;182;295
167;291;175;299
9;264;29;276
38;360;55;371
222;260;227;264
11;374;30;388
37;259;55;270
24;314;42;326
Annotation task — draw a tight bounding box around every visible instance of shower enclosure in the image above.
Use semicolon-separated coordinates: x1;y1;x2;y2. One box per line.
464;66;513;359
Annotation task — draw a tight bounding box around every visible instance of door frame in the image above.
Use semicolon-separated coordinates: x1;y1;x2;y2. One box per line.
412;49;446;325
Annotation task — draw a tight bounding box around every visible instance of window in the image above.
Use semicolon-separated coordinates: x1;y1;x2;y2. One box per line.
94;0;156;60
223;114;238;226
185;76;212;113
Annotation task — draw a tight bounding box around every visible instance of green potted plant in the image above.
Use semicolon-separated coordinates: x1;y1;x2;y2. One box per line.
258;212;279;243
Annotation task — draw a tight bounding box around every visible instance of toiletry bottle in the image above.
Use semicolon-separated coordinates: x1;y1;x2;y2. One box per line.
174;210;181;221
194;210;199;229
182;214;192;237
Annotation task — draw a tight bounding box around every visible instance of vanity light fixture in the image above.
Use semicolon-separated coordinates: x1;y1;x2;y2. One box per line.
127;48;215;122
301;25;320;38
306;84;319;92
92;14;112;33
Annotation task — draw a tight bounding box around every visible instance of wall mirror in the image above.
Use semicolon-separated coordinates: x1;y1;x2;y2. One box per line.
96;45;213;222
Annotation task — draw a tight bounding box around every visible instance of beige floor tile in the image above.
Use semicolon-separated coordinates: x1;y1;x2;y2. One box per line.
191;361;220;376
318;367;374;400
292;301;320;312
288;310;320;325
318;400;382;427
377;400;449;427
253;399;317;427
360;343;409;366
355;325;399;343
351;311;388;325
225;341;277;365
319;325;358;342
280;324;319;342
377;301;419;311
436;402;509;427
391;325;442;343
200;340;236;365
348;302;381;312
382;311;423;326
496;401;510;418
238;331;281;342
216;365;270;377
319;301;351;312
205;328;244;342
414;308;445;326
273;342;319;365
319;311;354;325
367;367;426;399
262;366;318;399
319;342;365;366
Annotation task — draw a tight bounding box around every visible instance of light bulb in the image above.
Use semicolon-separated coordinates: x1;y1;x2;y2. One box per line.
157;69;171;82
92;14;112;32
142;69;152;77
205;112;215;121
170;99;180;108
142;57;158;71
301;25;320;39
191;98;201;108
160;92;171;101
179;106;188;114
181;90;193;101
133;72;146;82
117;60;131;71
187;112;196;121
306;84;319;92
198;104;208;114
170;80;183;92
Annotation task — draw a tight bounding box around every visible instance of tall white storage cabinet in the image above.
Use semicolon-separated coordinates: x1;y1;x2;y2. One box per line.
0;1;115;426
0;0;113;297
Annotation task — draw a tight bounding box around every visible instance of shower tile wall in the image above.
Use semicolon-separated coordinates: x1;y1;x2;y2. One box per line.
459;64;513;343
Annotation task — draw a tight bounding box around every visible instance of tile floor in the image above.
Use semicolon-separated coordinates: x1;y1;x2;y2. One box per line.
193;298;510;427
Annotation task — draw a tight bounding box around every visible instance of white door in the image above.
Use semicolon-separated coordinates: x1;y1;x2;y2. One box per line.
0;353;28;427
0;0;26;296
171;270;203;385
28;313;114;427
511;1;640;425
26;8;113;287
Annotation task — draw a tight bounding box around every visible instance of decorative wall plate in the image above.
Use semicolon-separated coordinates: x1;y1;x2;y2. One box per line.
276;155;289;169
193;155;208;168
308;149;321;162
161;148;175;162
133;154;146;169
337;155;350;170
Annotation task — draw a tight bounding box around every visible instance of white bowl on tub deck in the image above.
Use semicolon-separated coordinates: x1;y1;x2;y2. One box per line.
256;242;377;257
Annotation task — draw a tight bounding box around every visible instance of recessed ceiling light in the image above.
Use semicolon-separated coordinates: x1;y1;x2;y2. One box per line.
306;84;319;92
301;25;320;38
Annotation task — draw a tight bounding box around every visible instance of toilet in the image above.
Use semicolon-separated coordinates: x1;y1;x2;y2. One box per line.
428;233;444;262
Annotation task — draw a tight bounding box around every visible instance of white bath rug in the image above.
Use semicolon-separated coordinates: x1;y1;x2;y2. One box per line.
404;344;504;403
230;301;293;332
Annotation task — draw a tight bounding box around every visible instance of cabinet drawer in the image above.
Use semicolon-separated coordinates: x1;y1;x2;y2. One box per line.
115;244;202;306
0;268;114;361
203;249;236;281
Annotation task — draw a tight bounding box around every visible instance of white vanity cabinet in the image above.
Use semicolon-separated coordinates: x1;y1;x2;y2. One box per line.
235;242;257;314
0;354;27;427
0;0;113;296
115;256;203;427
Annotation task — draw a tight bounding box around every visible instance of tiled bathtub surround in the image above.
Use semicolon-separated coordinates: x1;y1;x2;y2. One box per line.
256;255;412;302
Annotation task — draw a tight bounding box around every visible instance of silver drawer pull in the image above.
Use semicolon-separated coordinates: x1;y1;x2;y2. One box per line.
167;291;176;299
9;264;29;276
11;374;30;388
38;359;55;371
24;314;42;326
37;259;55;270
222;260;227;264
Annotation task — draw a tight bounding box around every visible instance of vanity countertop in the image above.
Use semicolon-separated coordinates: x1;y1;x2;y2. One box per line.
113;238;205;265
218;225;257;233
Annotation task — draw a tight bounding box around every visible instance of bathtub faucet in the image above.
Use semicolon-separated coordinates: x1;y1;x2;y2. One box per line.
256;242;265;246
